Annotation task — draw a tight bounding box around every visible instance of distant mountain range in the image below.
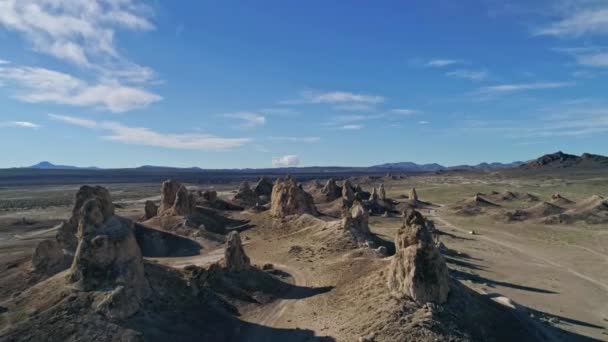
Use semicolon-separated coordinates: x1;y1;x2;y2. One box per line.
520;151;608;169
29;161;100;170
371;161;524;172
22;152;607;172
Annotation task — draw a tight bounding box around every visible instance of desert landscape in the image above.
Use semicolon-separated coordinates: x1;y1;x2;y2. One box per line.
0;152;606;341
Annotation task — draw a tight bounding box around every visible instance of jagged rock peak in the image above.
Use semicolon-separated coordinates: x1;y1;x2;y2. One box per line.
159;179;181;214
342;200;370;236
68;198;149;319
224;231;250;272
379;184;387;201
254;176;274;197
144;200;158;220
270;176;319;217
409;188;418;202
322;178;342;200
387;210;449;305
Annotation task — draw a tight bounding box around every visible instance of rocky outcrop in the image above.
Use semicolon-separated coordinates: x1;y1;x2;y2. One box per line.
224;231;250;272
158;180;196;216
33;186;115;273
68;197;149;320
173;185;196;215
144;200;158;220
370;187;379;203
201;190;218;202
159;179;181;214
342;180;355;206
387;210;449;305
322;178;342;201
409;188;418;202
270;177;318;217
233;181;258;206
254;176;274;198
341;200;371;240
379;184;387;201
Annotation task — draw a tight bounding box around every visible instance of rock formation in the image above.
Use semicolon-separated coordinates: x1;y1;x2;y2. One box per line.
224;231;250;272
322;178;342;201
201;189;218;202
409;188;418;202
341;200;371;240
68;195;149;319
233;181;258;206
342;180;355;206
254;176;274;198
144;200;158;220
158;180;196;216
370;187;379;203
270;177;319;217
32;186;115;273
379;184;387;201
159;179;181;214
387;210;449;305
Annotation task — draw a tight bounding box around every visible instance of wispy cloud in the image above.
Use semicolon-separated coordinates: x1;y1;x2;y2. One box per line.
0;59;9;65
390;108;418;115
535;6;608;38
446;69;488;81
267;136;320;143
223;112;266;129
554;46;608;68
49;114;250;150
425;59;461;67
418;121;430;125
0;121;40;129
0;0;153;68
272;155;299;167
341;124;363;130
281;90;385;108
0;63;161;112
475;82;574;96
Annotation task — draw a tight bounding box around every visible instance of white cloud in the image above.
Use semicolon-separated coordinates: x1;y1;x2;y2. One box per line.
446;70;488;81
272;155;299;167
418;121;430;125
223;112;266;128
535;7;608;37
49;114;250;150
268;136;320;143
0;121;40;129
425;59;461;67
0;64;161;112
0;59;9;64
390;108;418;115
576;51;608;67
282;90;385;106
341;124;363;130
310;91;384;104
475;82;574;96
0;0;154;68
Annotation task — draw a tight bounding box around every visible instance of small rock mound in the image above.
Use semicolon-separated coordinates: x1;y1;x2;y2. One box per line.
270;177;319;217
68;196;149;319
550;193;574;206
387;210;449;305
224;231;250;272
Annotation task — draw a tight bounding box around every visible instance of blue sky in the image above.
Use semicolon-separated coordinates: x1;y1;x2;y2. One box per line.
0;0;607;168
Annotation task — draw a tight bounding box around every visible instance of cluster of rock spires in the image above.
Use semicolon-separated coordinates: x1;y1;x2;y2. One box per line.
387;210;449;305
68;193;150;319
233;176;274;207
158;179;197;216
270;176;318;217
33;186;115;273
